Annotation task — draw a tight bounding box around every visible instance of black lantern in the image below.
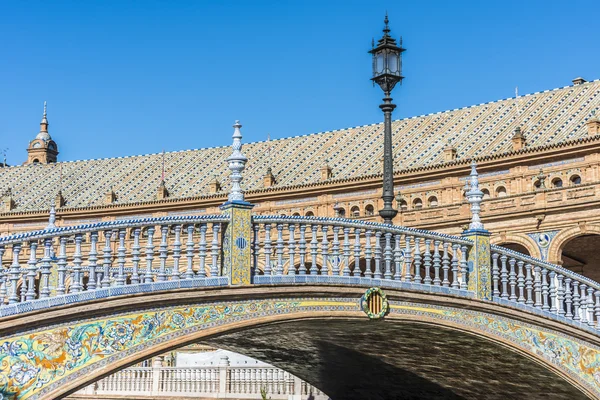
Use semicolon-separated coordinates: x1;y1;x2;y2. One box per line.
369;15;405;95
370;14;405;224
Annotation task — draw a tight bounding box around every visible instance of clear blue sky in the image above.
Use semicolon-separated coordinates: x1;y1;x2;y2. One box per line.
0;0;598;166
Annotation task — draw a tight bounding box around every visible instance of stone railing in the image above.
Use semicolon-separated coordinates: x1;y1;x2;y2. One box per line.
0;215;229;316
491;245;600;331
251;216;473;292
75;363;328;399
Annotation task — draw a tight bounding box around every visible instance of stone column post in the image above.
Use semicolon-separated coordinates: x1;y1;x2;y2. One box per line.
218;355;230;397
290;376;303;400
151;356;164;395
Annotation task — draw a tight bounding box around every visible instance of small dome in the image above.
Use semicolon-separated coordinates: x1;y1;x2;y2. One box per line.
36;131;51;141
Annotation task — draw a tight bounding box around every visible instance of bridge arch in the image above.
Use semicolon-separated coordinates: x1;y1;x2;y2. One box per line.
548;224;600;264
1;285;598;399
491;234;539;258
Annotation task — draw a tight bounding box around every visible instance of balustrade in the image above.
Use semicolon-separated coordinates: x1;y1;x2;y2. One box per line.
0;216;228;306
491;245;600;331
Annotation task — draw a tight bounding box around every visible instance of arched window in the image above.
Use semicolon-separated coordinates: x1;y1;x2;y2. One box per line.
413;198;423;209
427;196;438;207
365;204;375;216
305;211;314;217
551;178;563;188
292;212;301;217
534;180;542;190
570;175;581;185
495;186;507;197
399;200;408;211
337;208;346;218
350;206;360;217
482;189;490;200
32;159;40;164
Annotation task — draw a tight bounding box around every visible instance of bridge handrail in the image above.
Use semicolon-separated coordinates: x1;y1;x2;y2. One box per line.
0;214;229;246
252;215;473;245
490;244;600;292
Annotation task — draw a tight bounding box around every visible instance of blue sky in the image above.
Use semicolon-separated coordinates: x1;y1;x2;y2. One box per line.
0;0;598;166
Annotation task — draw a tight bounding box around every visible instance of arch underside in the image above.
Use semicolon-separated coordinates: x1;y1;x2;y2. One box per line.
0;287;598;399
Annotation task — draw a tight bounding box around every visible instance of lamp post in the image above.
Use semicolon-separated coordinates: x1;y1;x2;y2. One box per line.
370;14;405;224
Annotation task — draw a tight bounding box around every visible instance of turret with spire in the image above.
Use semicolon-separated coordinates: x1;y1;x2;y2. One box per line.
26;102;59;165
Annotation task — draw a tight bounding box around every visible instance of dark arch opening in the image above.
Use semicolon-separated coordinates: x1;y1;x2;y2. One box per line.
561;234;600;282
498;243;530;256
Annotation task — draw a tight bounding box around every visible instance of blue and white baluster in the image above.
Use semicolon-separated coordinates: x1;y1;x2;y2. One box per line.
451;243;459;289
298;224;307;275
491;253;500;296
394;234;403;281
171;226;182;280
309;225;318;276
88;232;99;290
508;258;517;301
572;280;581;320
374;231;382;279
39;239;52;298
158;225;168;282
331;226;340;276
264;224;273;276
364;230;373;278
441;242;450;287
26;241;38;300
57;237;68;295
460;245;469;290
541;268;550;311
8;243;22;303
422;239;432;284
71;234;83;293
580;283;588;323
210;223;220;277
587;287;595;327
276;224;285;276
432;240;441;286
353;228;362;278
557;274;565;316
288;224;296;275
534;265;543;309
144;227;156;283
549;271;557;313
19;254;28;302
128;228;140;284
342;228;351;277
525;263;534;306
116;229;127;285
516;260;525;303
413;238;423;284
564;277;573;318
198;224;208;278
594;290;600;331
320;225;329;276
101;230;113;288
384;232;393;280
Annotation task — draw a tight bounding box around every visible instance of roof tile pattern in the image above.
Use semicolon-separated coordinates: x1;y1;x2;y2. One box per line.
1;80;599;212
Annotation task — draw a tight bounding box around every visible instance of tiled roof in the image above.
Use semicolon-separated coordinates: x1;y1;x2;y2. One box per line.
1;80;599;212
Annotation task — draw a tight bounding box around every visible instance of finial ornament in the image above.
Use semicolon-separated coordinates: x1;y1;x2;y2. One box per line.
226;120;248;202
46;205;56;230
466;160;484;231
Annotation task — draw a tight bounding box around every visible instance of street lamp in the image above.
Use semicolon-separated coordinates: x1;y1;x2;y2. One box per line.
369;14;405;224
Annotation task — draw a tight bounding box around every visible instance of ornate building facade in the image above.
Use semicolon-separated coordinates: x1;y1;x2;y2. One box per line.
1;77;600;283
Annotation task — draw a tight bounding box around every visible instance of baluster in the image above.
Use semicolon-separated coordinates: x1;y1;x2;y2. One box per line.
374;231;382;279
171;225;182;280
413;238;422;284
394;234;403;281
276;224;284;275
587;287;595;327
342;227;351;277
403;235;412;282
57;237;67;294
298;224;307;275
101;230;113;288
460;245;468;290
549;271;557;313
500;254;508;298
71;234;83;293
516;260;525;303
19;258;27;302
441;242;450;287
116;229;127;285
210;223;220;277
309;225;318;276
88;232;99;290
26;241;38;300
130;228;141;284
288;224;296;275
564;277;572;318
508;258;517;301
144;227;155;283
253;224;260;276
422;239;432;284
595;290;600;331
0;245;6;305
573;280;581;320
320;225;329;275
264;224;272;275
580;284;588;323
451;243;459;289
39;239;52;298
365;230;373;278
184;225;195;279
331;226;340;276
158;225;168;281
491;253;500;296
525;263;534;306
384;232;393;280
432;240;441;286
541;269;550;310
557;274;565;316
199;224;208;278
533;265;542;309
354;228;362;277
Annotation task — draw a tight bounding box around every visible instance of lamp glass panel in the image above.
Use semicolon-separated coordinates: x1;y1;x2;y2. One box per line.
376;53;385;74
